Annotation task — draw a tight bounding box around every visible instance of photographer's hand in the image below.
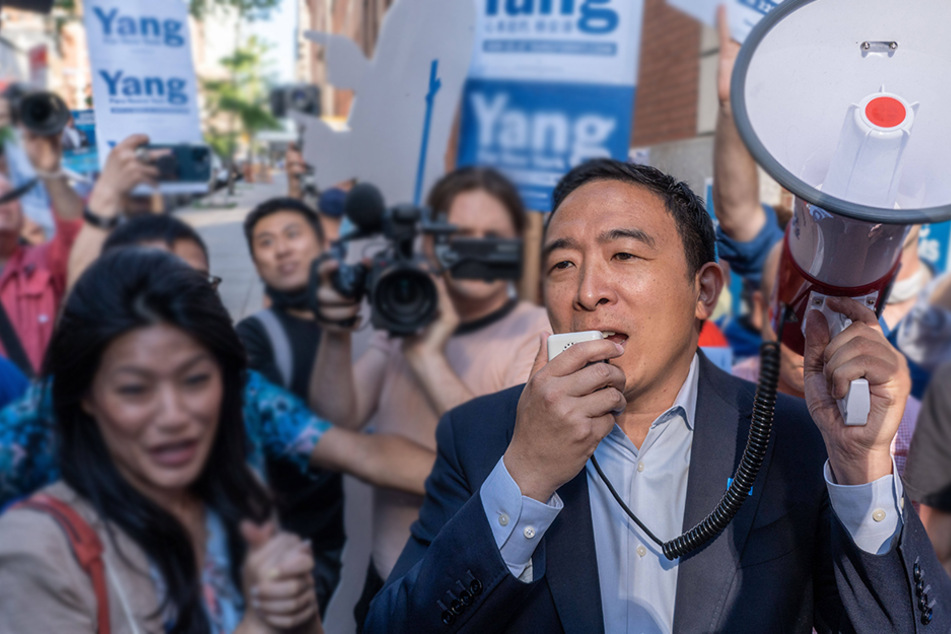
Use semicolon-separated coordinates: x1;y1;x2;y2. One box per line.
22;129;63;176
308;258;366;429
403;276;459;359
67;134;161;289
402;275;480;417
21;129;83;223
87;134;160;219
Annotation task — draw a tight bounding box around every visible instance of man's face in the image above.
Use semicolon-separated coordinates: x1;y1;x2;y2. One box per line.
543;180;712;401
251;211;323;292
441;189;517;304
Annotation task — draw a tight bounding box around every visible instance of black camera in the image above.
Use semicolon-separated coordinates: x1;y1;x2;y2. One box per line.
270;84;321;119
311;183;523;336
3;86;70;137
145;144;213;183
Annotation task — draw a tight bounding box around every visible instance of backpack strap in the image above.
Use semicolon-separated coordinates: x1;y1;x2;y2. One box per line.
250;308;293;389
14;493;111;634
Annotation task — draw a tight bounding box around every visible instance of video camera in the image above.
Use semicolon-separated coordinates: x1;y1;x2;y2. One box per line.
2;85;69;136
311;182;523;336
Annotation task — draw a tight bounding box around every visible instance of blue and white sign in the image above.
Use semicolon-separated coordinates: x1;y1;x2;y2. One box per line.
919;221;951;274
84;0;204;193
666;0;784;43
458;0;644;211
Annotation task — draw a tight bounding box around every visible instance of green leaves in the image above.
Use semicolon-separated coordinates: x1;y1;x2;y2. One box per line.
188;0;280;20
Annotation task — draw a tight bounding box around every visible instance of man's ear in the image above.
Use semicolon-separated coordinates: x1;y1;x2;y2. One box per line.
695;261;725;321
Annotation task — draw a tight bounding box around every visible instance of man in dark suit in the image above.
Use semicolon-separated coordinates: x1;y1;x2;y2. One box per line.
365;160;949;632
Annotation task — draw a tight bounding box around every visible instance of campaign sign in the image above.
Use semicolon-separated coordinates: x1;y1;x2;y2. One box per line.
459;79;634;210
458;0;644;211
62;109;99;177
84;0;205;193
666;0;784;43
919;221;951;274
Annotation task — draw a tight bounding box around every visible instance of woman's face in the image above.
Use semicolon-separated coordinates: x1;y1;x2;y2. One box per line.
82;323;223;502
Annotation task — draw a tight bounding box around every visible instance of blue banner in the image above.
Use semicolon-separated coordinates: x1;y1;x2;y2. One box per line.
458;79;634;210
459;0;643;211
919;220;951;274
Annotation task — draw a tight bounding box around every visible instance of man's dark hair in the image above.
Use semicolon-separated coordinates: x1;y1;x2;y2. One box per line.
102;214;209;262
243;197;325;253
549;159;716;277
427;166;527;236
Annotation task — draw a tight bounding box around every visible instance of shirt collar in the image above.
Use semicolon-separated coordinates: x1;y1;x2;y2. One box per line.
653;353;699;431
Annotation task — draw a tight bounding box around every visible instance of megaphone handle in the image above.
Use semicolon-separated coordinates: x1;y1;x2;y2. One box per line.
840;378;871;426
804;292;872;426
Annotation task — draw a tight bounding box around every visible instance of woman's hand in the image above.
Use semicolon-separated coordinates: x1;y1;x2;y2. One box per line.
240;520;323;633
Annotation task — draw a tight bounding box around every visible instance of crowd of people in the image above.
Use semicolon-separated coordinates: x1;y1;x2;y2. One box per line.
0;9;949;633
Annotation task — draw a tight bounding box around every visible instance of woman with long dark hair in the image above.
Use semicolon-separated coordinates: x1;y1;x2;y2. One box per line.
0;248;322;634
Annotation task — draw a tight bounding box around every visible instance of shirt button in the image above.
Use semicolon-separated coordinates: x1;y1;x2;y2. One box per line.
636;545;647;557
637;462;645;473
524;526;536;539
872;509;886;522
498;513;509;527
38;314;48;323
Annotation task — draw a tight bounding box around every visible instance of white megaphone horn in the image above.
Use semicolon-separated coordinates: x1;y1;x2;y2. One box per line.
732;0;951;425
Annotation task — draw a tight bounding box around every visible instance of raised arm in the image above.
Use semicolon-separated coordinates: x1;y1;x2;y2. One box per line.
66;135;159;289
312;428;434;496
21;131;82;223
308;258;386;429
711;5;766;242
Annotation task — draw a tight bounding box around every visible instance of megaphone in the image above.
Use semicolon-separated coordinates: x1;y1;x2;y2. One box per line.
732;0;951;425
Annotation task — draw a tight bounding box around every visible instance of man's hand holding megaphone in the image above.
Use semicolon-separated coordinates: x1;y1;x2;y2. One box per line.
803;297;911;486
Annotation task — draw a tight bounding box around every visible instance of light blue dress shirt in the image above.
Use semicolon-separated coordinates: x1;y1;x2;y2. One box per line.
481;354;904;633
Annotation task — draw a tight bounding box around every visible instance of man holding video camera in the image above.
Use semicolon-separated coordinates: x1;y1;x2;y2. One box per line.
309;166;549;628
0;98;84;378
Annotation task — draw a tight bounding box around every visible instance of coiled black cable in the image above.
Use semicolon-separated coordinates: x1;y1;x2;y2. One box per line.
591;338;782;561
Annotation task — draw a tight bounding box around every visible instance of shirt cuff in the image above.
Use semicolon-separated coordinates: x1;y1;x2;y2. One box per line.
480;457;562;580
824;459;904;555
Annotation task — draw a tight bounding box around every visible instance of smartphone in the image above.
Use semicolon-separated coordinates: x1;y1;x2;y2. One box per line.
146;144;212;183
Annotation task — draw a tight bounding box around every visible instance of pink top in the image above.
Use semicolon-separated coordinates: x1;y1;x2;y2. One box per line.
0;217;81;374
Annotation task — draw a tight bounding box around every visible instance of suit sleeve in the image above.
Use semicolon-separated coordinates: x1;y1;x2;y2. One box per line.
363;409;547;633
814;491;951;632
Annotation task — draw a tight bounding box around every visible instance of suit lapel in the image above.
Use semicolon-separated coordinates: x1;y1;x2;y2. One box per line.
672;354;774;632
546;470;605;634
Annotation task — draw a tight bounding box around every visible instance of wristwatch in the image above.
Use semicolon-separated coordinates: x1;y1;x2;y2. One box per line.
83;207;121;230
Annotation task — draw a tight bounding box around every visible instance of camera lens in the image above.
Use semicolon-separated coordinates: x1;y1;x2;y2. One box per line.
19;92;69;136
373;268;437;333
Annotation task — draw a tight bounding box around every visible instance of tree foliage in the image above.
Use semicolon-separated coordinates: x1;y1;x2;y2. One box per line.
188;0;280;20
202;35;279;162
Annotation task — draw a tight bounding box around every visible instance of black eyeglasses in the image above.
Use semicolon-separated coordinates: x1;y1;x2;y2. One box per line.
207;274;223;291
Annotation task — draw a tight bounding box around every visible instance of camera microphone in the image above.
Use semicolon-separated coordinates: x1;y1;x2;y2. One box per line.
343;183;385;235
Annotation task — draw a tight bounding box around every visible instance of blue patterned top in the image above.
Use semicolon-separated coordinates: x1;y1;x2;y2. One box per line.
0;370;331;509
